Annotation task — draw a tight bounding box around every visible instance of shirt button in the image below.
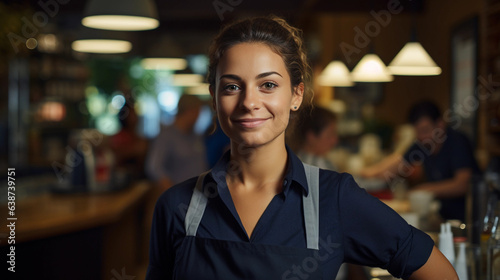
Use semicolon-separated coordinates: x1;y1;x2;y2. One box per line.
283;179;288;186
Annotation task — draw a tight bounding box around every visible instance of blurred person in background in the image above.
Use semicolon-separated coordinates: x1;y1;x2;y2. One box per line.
204;118;230;168
109;102;148;180
290;105;339;170
146;94;207;190
361;100;481;221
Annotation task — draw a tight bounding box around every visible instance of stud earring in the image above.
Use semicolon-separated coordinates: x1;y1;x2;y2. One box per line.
294;106;298;110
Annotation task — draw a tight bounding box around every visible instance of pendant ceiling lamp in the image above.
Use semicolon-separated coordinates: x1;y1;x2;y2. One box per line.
171;74;204;87
72;39;132;53
351;53;393;82
318;60;354;87
71;28;133;54
82;0;159;31
318;19;353;87
388;42;442;76
141;58;188;70
388;1;441;76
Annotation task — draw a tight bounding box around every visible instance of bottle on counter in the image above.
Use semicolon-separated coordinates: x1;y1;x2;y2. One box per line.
488;215;500;280
439;222;455;265
483;157;500;279
455;240;469;280
483;196;499;277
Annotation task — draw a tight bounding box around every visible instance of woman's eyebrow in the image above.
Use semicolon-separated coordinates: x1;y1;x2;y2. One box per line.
219;74;241;81
219;72;283;81
256;71;282;79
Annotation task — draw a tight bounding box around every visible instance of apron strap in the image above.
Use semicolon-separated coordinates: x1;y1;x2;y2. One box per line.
185;170;211;236
302;163;320;250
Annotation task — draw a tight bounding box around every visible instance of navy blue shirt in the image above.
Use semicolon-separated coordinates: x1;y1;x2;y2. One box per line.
147;147;434;279
404;128;480;220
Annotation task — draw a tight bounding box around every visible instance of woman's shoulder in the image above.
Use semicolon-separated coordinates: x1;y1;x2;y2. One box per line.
318;168;356;186
155;176;199;210
317;168;361;196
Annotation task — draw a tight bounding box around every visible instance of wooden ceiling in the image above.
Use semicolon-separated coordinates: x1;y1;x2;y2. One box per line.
5;0;425;57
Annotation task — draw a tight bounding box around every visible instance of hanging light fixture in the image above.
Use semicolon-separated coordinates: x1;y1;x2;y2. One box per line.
185;83;210;95
318;18;353;87
71;28;133;54
318;60;354;87
171;74;204;87
388;1;441;76
388;42;441;76
82;0;159;31
141;58;188;71
351;53;393;82
72;39;132;53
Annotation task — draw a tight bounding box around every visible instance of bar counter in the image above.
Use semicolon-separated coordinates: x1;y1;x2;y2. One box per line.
14;181;150;243
1;181;155;280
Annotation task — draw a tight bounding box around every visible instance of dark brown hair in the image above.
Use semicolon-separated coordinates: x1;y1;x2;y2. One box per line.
207;16;313;106
288;106;337;151
407;100;441;124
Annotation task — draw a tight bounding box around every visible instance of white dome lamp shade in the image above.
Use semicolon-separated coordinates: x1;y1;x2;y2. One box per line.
82;0;159;31
351;53;393;82
318;60;354;87
388;42;442;75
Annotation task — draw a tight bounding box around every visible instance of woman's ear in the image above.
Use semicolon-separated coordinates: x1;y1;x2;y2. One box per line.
291;83;304;111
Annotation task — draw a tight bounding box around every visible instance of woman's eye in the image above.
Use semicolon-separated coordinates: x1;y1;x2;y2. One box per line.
262;82;277;90
224;84;240;91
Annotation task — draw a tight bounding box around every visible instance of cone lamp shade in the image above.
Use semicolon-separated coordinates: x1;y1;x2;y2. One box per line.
351;54;393;82
388;42;442;75
82;0;159;31
318;60;353;87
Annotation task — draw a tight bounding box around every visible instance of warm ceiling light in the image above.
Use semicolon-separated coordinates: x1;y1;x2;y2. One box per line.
185;83;210;95
388;42;442;75
171;74;204;87
351;54;393;82
318;60;354;87
82;0;159;31
71;39;132;54
141;58;188;70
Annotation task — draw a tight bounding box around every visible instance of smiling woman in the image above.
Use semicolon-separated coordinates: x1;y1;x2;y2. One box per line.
146;16;458;280
212;42;303;148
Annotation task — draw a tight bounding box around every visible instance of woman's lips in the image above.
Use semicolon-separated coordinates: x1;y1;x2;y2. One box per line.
233;118;269;128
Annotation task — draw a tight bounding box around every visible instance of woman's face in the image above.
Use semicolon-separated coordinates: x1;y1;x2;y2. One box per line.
211;43;303;148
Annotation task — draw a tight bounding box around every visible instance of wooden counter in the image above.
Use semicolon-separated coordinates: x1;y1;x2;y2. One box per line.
13;181;150;243
1;181;155;280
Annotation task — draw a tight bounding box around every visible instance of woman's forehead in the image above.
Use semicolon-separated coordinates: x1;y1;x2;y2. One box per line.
216;42;288;78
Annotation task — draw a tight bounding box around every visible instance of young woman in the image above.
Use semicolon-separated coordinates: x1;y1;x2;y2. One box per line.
146;16;458;280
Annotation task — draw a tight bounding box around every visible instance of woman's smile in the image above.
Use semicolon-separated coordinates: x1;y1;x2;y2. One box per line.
232;117;270;129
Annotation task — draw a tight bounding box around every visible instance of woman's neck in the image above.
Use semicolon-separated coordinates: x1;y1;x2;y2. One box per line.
227;139;288;191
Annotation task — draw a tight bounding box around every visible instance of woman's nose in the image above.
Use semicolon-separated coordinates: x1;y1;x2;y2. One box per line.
240;87;260;111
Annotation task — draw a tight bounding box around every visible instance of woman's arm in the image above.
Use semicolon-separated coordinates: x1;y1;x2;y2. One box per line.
408;246;458;280
359;153;403;179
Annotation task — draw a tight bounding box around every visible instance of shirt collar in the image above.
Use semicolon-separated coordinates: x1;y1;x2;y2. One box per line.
209;145;309;197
